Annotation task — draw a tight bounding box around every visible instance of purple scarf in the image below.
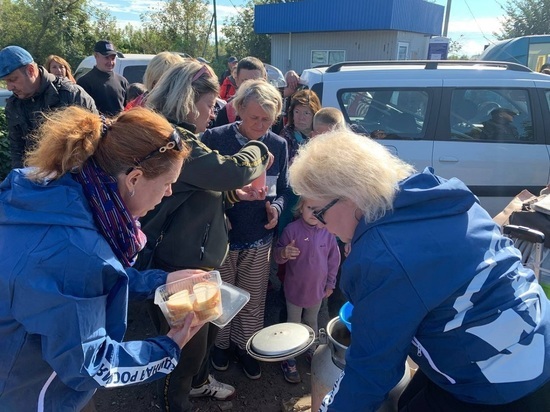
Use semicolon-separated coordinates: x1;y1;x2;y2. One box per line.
73;158;146;267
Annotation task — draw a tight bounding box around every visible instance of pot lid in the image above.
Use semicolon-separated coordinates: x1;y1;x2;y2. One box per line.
247;322;315;362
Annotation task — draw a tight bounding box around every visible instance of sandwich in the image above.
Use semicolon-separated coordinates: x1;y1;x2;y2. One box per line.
165;289;194;324
192;281;221;321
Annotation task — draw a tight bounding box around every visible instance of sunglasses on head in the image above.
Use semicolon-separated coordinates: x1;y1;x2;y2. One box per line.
126;129;183;174
313;198;339;225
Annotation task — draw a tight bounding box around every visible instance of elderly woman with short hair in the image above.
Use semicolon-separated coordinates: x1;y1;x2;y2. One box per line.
202;79;291;380
289;129;550;412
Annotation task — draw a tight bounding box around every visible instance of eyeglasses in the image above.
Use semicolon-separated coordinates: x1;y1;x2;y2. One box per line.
313;198;339;225
126;129;183;174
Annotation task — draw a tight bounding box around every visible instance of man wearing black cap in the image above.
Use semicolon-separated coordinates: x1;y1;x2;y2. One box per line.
77;40;128;116
481;107;520;141
0;45;97;168
219;56;237;87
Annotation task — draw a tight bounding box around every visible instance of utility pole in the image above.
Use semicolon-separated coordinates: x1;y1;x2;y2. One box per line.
442;0;452;37
213;0;219;59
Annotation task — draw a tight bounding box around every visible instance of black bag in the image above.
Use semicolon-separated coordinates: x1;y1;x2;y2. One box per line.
134;212;178;271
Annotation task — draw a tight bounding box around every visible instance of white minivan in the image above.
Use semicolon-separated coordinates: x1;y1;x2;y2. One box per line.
300;60;550;216
74;53;157;84
75;53;287;88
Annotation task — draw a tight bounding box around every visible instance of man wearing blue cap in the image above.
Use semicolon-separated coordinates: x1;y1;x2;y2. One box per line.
77;40;128;116
0;45;97;168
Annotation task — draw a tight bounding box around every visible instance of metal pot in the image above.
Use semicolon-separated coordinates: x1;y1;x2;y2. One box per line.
246;319;411;412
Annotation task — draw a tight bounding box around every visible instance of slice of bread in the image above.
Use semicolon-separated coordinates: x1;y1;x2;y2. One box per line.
166;289;194;321
195;305;222;322
192;282;221;311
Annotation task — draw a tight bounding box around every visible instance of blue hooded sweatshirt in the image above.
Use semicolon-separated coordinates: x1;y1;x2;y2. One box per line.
0;170;181;411
321;168;550;411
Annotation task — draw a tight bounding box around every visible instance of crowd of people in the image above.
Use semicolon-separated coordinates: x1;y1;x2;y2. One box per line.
0;40;549;412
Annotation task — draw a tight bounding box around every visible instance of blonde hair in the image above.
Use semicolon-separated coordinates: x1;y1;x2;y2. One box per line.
313;107;346;131
25;107;188;181
146;59;219;125
143;51;185;90
44;55;75;82
289;130;415;222
232;79;282;123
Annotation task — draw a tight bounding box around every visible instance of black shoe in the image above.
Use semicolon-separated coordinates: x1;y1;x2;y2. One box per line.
211;346;229;371
237;349;261;380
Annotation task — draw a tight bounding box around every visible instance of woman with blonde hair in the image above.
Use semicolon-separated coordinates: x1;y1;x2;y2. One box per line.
202;79;291;380
44;54;76;82
125;51;185;110
0;106;207;410
143;61;271;410
289;129;550;411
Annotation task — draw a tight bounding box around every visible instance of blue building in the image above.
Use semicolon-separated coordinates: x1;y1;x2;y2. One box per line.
255;0;444;74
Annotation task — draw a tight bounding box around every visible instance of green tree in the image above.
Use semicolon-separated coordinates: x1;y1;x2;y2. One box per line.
221;0;279;63
0;0;95;67
498;0;550;39
140;0;211;56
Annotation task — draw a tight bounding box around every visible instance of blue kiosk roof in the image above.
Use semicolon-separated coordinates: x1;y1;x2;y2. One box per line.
255;0;444;36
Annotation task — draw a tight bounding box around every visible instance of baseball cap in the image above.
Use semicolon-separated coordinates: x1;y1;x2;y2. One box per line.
0;46;34;78
94;40;118;56
228;56;238;63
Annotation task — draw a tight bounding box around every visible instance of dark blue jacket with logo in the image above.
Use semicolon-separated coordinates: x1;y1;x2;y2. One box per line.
322;168;550;411
0;169;180;411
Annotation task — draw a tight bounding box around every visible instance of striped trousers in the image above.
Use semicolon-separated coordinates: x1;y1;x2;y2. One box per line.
215;242;272;350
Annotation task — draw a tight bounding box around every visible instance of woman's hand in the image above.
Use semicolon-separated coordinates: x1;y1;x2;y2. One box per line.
236;184;267;201
166;313;204;349
281;239;300;260
325;288;334;299
166;269;206;284
264;201;279;229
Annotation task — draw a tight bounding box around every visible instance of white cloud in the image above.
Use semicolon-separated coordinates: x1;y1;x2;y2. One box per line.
448;17;503;36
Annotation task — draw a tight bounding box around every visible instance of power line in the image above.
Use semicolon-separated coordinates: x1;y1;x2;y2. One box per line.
462;0;496;44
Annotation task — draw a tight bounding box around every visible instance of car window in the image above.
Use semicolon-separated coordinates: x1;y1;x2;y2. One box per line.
544;91;550;111
338;88;428;139
122;65;147;84
450;88;534;142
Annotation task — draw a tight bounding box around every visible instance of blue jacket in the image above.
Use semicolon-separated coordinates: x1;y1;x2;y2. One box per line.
322;168;550;411
0;170;180;411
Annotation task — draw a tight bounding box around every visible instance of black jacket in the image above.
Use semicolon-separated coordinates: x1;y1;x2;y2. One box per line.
77;66;128;116
139;124;270;271
5;67;97;168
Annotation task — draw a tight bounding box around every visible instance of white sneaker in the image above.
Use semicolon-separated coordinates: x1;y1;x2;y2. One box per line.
189;375;235;400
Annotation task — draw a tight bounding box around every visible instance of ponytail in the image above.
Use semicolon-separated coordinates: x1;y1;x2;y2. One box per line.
26;106;102;181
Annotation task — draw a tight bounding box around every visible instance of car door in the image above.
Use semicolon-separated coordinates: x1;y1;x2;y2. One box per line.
433;83;550;217
332;79;442;172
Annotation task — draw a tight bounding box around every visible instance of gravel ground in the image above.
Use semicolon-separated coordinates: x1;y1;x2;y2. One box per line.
92;276;334;412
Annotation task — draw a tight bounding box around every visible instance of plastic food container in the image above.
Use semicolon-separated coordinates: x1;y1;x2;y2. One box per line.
212;282;250;328
155;271;223;327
